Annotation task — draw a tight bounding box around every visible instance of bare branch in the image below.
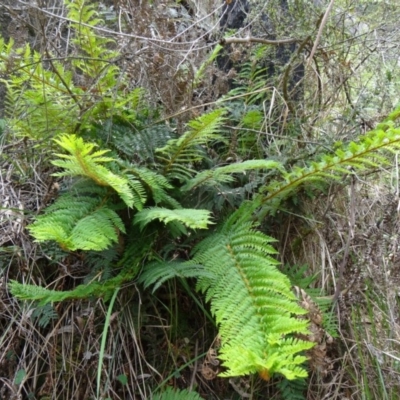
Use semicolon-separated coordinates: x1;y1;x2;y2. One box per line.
220;36;299;46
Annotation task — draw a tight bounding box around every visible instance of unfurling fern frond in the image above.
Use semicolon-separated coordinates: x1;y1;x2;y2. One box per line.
52;134;138;208
192;203;313;380
134;207;213;231
157;109;226;180
28;183;125;251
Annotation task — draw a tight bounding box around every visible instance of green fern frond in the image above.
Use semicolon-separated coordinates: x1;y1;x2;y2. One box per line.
278;377;307;400
120;163;180;208
9;265;124;304
0;41;81;138
9;281;75;304
52;134;137;208
152;387;204;400
134;207;214;231
28;181;125;251
260;113;400;213
139;260;213;292
31;303;59;328
157;109;226;180
182;159;282;191
66;0;118;71
102;121;175;162
10;230;154;304
192;203;313;380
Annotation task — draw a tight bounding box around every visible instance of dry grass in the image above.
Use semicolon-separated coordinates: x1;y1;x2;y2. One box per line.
1;1;400;399
275;169;400;399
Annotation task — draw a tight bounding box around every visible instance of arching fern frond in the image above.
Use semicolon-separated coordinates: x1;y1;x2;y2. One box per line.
156;109;226;180
10;227;155;305
192;203;313;380
52;134;138;208
28;181;125;251
182;159;282;191
260;110;400;215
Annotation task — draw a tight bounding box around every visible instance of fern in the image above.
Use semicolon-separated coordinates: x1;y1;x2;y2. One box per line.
52;134;140;208
31;303;59;328
93;118;175;163
191;203;313;380
0;41;81;138
277;377;307;400
157;109;226;180
10;227;154;304
28;180;125;251
9;263;136;305
119;162;180;208
258;109;400;216
140;261;213;292
182;159;282;191
0;0;135;139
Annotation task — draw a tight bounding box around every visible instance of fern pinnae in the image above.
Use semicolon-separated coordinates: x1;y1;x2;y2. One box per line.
156;108;226;179
193;204;312;380
261;118;400;210
182;159;283;191
139;260;212;292
152;387;204;400
28;179;126;251
52;134;136;207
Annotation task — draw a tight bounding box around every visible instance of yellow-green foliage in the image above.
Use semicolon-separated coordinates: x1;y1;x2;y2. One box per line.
52;134;139;208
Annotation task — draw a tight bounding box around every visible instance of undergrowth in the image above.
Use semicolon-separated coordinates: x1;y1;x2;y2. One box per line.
1;0;400;399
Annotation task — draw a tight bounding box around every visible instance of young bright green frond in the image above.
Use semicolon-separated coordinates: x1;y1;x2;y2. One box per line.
134;207;213;231
10;275;119;305
68;207;125;251
52;134;136;207
193;205;312;379
28;188;125;251
9;281;73;305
